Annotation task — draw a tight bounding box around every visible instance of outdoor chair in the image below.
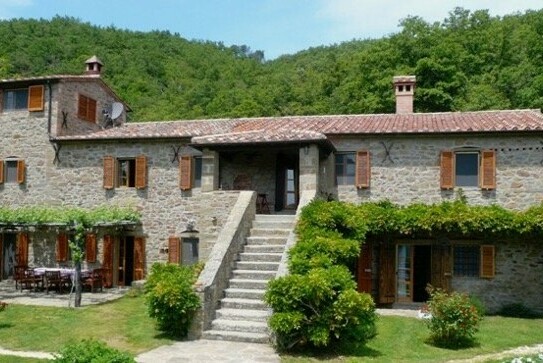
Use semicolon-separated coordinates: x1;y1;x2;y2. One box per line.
14;265;34;291
44;270;63;294
82;268;104;293
25;269;43;291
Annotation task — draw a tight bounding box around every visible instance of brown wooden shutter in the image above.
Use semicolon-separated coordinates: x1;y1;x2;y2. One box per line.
134;237;145;280
440;150;454;189
88;98;97;123
56;233;68;262
28;85;44;111
355;150;370;188
16;160;25;184
378;243;395;304
480;245;495;278
0;160;3;184
179;155;192;191
16;233;29;266
78;94;87;119
480;149;496;190
102;235;114;287
85;234;97;263
103;156;115;189
168;237;180;264
431;245;452;292
357;242;372;294
135;155;147;189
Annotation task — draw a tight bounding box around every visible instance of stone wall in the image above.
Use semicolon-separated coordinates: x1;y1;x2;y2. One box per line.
330;134;543;210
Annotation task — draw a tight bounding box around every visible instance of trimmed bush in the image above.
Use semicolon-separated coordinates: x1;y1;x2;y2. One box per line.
53;339;134;363
265;266;377;350
144;263;201;337
425;288;483;348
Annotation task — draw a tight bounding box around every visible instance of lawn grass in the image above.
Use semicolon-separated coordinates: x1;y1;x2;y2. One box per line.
0;292;173;355
0;357;46;363
281;315;543;362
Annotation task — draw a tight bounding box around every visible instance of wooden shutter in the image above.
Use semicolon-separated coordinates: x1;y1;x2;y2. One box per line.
168;237;180;264
88;98;97;123
480;150;496;190
431;244;452;292
102;235;114;288
78;94;88;119
355;150;370;188
28;85;44;112
16;160;25;184
103;156;115;189
85;234;97;263
440;150;454;189
134;237;145;280
0;160;3;184
480;245;495;278
56;233;68;262
135;155;147;189
16;233;29;266
179;155;192;191
357;242;373;294
378;243;395;304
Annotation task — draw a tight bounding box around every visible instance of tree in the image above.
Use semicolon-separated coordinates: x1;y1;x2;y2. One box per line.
68;221;86;308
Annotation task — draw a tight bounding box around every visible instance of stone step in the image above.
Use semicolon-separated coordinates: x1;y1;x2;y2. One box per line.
249;228;291;237
252;220;295;229
221;297;268;310
232;269;276;280
202;330;270;344
244;244;285;253
255;214;296;223
246;236;288;245
211;319;269;334
238;252;282;262
225;288;266;300
235;261;280;271
215;308;270;322
229;278;269;289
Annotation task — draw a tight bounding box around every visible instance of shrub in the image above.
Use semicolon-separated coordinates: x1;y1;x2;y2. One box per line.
425;287;483;348
144;263;201;337
53;339;134;363
498;303;543;319
265;266;377;350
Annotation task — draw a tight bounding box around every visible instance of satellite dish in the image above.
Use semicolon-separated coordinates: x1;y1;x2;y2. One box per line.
111;102;123;120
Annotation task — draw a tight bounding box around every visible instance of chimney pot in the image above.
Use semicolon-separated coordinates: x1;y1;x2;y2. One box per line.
85;55;103;76
393;75;416;114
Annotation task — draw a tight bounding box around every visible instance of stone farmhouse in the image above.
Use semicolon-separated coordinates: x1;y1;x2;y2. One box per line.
1;57;542;340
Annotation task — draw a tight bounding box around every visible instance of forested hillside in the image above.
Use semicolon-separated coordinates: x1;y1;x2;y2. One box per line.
0;7;542;121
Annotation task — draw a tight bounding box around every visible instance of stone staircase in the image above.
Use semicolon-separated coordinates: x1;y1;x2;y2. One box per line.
202;213;295;343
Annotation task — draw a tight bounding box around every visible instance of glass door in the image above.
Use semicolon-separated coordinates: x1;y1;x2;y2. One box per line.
396;244;413;303
284;168;297;209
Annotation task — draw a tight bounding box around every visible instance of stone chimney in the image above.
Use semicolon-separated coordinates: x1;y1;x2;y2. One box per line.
85;55;103;76
393;75;416;114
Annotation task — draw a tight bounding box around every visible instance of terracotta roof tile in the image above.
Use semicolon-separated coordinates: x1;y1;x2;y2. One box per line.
52;109;543;144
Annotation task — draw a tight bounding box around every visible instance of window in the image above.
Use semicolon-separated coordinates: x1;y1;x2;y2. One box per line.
78;94;97;122
3;89;28;111
454;245;480;277
0;159;25;184
335;153;355;185
440;149;496;190
2;85;44;112
179;155;202;190
103;155;147;190
455;152;478;187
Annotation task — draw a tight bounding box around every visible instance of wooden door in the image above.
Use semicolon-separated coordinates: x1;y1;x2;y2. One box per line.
431;244;452;292
357;242;373;293
102;235;114;288
134;237;145;281
16;233;28;266
379;243;396;304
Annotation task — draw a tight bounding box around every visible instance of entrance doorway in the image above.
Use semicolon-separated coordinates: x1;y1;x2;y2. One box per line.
396;244;432;303
118;236;134;287
1;234;16;280
275;153;298;211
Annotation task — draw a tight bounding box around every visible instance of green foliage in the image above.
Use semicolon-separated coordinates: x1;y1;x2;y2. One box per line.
2;9;543;121
425;288;483;348
265;266;376;350
53;339;134;363
497;303;543;319
144;263;201;337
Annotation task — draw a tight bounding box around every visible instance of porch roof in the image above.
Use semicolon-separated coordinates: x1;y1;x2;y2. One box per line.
191;129;327;146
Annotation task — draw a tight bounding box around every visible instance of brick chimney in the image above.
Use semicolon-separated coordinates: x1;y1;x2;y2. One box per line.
85;55;103;76
393;75;416;114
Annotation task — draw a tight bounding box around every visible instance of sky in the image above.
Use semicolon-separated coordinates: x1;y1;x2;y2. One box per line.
1;0;542;60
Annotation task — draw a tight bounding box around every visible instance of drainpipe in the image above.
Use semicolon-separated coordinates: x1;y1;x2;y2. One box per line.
46;80;52;137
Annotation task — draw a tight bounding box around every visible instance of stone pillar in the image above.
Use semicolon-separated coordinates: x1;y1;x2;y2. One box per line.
299;144;319;191
201;149;219;192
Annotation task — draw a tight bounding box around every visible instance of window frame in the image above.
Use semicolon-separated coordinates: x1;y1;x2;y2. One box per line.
117;158;136;188
335;152;356;186
0;158;25;184
455;151;479;187
453;244;480;277
3;88;29;112
440;149;496;190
